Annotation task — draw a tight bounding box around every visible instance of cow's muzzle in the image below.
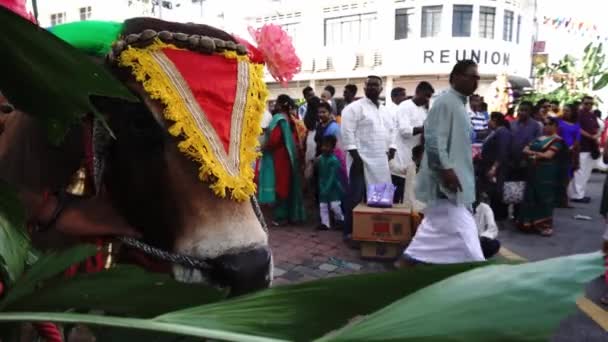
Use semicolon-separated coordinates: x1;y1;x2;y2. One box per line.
207;246;272;296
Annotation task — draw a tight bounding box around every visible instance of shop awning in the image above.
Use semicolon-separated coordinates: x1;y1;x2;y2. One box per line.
508;76;533;90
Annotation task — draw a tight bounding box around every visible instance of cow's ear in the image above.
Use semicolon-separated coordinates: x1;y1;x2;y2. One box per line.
0;7;138;145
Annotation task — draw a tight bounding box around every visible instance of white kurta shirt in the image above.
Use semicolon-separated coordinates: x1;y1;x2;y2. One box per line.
342;97;395;185
392;99;428;178
474;202;499;239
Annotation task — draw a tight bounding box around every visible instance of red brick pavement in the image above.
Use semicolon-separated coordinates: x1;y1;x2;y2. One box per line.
269;225;392;285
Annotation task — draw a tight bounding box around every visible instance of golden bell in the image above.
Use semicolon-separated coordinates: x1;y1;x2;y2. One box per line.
66;165;89;196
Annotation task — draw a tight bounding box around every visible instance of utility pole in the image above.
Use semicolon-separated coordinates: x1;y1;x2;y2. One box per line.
31;0;38;22
530;0;539;83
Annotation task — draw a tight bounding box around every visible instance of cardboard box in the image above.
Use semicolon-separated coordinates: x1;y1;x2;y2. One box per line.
352;204;413;243
360;242;404;260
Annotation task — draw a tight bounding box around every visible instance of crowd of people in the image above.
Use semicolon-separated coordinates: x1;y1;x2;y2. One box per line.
256;59;607;266
477;95;607;238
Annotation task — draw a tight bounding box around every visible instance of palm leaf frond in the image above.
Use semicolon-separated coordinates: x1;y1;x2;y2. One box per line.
321;252;604;342
0;6;137;144
4;265;227;317
0;180;29;286
0;245;97;311
154;262;488;341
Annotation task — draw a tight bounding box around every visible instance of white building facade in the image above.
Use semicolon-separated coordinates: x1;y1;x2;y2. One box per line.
245;0;536;100
29;0;211;28
25;0;536;101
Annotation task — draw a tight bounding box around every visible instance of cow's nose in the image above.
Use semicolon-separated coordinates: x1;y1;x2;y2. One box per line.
208;246;272;296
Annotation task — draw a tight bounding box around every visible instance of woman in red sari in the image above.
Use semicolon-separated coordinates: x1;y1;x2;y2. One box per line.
258;95;306;226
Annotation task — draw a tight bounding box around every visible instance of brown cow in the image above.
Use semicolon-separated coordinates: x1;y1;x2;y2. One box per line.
0;19;272;296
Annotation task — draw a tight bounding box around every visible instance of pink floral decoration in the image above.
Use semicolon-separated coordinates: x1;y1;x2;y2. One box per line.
248;24;301;87
0;0;37;23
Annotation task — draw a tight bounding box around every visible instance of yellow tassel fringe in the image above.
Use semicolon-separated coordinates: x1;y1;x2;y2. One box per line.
118;40;268;201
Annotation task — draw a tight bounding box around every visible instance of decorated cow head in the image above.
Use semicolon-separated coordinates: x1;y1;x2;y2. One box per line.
0;5;300;295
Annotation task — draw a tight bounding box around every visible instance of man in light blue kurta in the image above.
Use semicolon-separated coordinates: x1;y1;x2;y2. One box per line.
416;89;475;206
403;60;486;264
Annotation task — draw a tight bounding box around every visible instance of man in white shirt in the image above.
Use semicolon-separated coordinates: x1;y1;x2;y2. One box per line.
474;193;501;259
391;82;434;203
323;85;338;114
341;75;396;242
386;87;406;116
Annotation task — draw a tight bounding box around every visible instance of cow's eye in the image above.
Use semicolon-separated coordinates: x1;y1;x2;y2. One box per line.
128;111;164;146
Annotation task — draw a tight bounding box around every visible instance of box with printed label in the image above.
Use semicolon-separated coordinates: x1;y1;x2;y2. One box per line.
360;242;404;260
352;204;413;243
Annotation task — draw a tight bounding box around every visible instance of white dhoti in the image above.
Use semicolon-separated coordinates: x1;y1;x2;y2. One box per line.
568;152;595;200
304;130;316;180
404;199;485;264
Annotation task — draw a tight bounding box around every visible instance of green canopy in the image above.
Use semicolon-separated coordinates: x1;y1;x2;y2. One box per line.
48;20;124;57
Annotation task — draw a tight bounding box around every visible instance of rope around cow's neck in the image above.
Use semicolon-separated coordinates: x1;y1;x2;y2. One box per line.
114;196;268;270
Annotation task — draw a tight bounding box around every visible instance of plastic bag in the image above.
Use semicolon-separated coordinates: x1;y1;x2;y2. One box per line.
367;183;396;208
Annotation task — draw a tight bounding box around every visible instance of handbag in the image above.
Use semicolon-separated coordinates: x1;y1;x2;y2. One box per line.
502;181;525;204
367;183;396;208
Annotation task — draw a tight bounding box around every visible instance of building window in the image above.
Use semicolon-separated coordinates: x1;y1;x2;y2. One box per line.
395;7;414;40
79;6;92;21
503;10;514;42
50;12;66;26
324;12;377;46
516;15;522;43
452;5;472;37
421;5;442;38
479;6;495;39
281;22;300;46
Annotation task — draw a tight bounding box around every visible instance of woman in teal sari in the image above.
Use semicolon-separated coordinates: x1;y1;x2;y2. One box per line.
516;117;568;236
258;95;306;226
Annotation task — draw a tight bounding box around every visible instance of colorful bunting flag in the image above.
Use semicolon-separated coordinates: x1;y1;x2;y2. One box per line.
542;15;606;41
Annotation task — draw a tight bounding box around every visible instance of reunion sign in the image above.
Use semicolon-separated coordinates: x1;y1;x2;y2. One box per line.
423;49;511;66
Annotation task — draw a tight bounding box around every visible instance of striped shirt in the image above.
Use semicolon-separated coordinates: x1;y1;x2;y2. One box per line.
470;111;489;132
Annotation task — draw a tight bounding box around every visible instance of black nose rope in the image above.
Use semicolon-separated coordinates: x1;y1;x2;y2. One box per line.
113;196;268;270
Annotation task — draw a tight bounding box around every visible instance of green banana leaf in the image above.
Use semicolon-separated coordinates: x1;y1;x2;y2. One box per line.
0;244;97;311
90;327;209;342
0;311;282;342
593;72;608;91
153;262;487;341
0;6;138;144
0;253;600;341
4;265;227;318
321;252;604;342
0;180;30;286
0;262;490;341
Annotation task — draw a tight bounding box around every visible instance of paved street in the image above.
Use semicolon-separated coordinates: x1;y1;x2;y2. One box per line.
268;173;608;340
269;174;607;283
269;226;392;286
499;174;605;262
